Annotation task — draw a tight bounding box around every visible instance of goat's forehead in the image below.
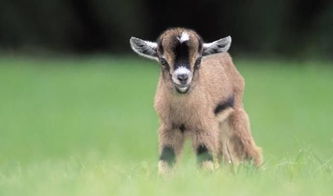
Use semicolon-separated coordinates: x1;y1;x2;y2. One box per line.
177;32;190;43
158;30;200;53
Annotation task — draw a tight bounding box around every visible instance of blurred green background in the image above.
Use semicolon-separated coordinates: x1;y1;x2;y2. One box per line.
0;0;332;196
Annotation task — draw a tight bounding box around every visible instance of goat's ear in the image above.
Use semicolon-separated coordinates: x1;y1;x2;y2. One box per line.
130;37;158;61
202;36;232;56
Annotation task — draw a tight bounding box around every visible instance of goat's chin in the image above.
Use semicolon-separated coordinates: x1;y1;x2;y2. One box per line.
175;85;190;94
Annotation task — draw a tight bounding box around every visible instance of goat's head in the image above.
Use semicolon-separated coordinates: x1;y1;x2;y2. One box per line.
130;28;231;94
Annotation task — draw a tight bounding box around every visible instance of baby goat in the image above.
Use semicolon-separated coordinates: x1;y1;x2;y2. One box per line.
130;28;262;173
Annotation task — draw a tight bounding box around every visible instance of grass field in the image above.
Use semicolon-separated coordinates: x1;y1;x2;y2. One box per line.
0;56;332;196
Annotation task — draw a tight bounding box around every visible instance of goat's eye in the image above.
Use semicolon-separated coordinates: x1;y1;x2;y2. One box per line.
159;58;169;68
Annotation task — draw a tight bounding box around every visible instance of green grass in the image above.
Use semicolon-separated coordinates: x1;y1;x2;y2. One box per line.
0;56;332;196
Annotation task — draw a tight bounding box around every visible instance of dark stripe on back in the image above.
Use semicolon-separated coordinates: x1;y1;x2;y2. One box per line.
214;95;235;115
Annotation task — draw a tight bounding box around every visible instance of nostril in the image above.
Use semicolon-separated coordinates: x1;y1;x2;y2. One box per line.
177;74;188;82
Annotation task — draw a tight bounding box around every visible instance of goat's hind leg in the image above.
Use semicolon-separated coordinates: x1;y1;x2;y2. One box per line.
226;109;263;166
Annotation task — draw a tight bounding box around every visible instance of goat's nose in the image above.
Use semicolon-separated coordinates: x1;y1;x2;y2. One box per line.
177;74;188;83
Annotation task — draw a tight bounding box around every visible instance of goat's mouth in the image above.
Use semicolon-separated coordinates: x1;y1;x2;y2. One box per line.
175;84;190;94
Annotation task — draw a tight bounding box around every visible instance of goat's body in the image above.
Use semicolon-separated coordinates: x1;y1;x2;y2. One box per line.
155;53;262;170
130;27;262;173
155;53;236;130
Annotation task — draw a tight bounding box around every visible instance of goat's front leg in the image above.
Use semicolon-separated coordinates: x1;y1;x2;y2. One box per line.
192;125;219;171
158;124;185;175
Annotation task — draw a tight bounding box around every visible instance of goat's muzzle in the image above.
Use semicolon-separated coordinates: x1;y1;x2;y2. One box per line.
172;67;192;94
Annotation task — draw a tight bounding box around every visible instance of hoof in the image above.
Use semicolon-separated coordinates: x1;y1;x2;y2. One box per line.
200;161;218;171
158;161;172;175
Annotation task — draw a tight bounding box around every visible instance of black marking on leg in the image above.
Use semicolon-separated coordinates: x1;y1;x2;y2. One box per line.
214;95;235;115
196;144;213;163
159;146;176;166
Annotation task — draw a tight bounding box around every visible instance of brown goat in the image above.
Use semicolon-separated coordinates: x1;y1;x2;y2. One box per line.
130;28;262;174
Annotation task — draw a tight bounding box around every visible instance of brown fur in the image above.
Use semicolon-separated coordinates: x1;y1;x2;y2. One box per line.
154;29;262;173
130;27;262;173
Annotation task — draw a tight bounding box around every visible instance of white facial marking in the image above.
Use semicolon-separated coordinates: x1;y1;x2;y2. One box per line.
177;32;190;43
175;66;191;75
172;66;193;85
